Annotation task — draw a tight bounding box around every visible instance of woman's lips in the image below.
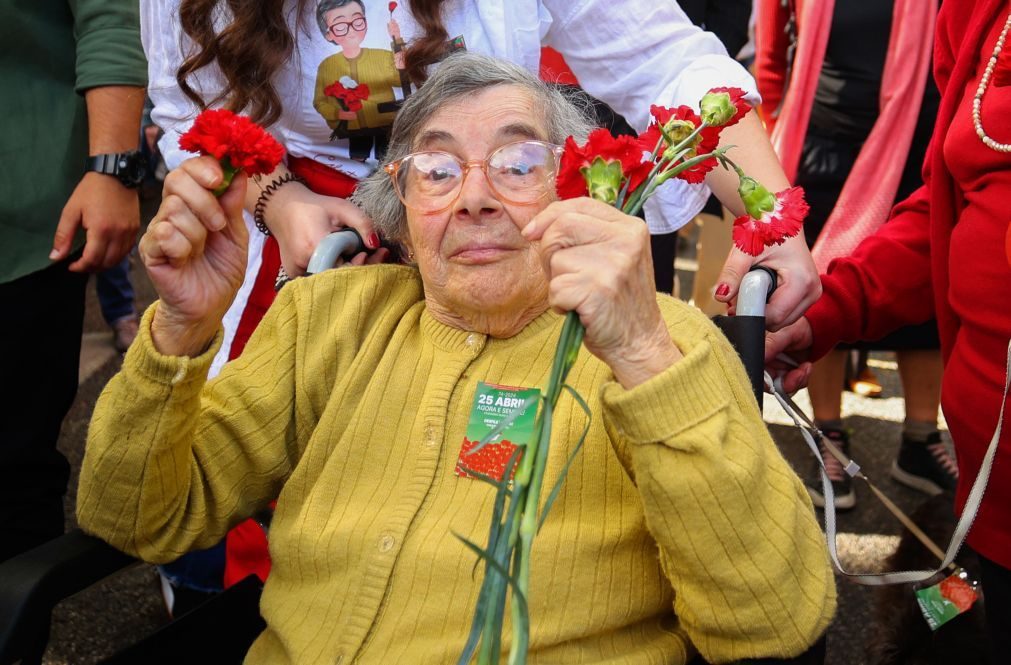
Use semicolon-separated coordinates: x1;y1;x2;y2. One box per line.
450;243;517;264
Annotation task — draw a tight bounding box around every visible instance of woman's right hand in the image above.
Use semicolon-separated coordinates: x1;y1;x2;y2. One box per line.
264;184;380;277
139;156;248;357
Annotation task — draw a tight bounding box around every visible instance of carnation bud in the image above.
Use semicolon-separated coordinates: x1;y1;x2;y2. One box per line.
660;119;702;161
738;176;776;219
581;157;626;205
700;91;737;127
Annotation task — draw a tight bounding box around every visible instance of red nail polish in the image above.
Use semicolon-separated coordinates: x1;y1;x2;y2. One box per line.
715;283;730;298
368;232;381;249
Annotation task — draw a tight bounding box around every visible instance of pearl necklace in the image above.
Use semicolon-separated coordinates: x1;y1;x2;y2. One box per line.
972;11;1011;153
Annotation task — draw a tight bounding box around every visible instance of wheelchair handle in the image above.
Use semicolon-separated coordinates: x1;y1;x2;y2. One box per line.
305;229;366;276
734;266;777;317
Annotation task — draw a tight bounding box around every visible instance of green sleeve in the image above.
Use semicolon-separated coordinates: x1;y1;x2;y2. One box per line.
77;286;303;563
69;0;147;93
600;303;836;662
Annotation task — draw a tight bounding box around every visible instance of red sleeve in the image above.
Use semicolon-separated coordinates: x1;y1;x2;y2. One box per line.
806;184;934;359
754;0;792;133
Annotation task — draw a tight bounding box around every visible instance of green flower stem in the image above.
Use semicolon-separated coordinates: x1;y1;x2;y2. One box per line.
213;157;240;197
625;148;729;217
618;121;706;212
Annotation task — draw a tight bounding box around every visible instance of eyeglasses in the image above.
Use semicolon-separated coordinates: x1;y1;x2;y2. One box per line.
327;15;366;38
384;140;563;214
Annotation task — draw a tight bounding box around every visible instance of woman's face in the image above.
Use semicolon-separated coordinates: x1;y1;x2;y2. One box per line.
404;85;554;329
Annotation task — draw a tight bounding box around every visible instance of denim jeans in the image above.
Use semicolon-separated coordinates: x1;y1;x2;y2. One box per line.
96;256;136;325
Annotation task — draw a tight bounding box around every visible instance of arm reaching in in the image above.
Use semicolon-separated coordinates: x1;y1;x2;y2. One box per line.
706;111;821;330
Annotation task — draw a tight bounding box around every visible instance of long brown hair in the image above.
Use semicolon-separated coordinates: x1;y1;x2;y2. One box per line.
176;0;450;126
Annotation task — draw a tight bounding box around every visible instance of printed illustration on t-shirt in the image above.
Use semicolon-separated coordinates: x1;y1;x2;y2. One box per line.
312;0;413;161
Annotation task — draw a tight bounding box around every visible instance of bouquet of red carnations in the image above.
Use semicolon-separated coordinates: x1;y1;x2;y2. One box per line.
458;88;808;665
325;76;372;141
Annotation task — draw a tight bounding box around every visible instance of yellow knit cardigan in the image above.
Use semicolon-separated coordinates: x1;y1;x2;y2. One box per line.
78;265;835;664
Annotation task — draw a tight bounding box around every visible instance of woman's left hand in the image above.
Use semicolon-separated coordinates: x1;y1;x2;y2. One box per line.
523;197;682;389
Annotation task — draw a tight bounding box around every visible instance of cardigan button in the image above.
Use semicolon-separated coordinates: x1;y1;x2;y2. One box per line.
378;533;396;552
424;424;438;447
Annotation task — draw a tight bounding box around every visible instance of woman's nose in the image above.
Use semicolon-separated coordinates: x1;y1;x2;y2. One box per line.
453;164;502;219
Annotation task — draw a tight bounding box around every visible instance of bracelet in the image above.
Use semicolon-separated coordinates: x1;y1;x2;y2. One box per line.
253;172;306;236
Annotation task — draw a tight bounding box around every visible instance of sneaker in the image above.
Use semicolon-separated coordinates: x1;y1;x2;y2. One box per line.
891;432;959;495
806;428;856;510
112;315;139;353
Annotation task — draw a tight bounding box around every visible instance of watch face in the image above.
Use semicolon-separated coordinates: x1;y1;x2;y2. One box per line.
117;153;147;187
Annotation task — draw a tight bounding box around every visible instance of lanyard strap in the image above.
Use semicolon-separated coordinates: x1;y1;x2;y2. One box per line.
766;338;1011;586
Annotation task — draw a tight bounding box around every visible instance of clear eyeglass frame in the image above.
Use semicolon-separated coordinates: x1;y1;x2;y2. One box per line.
383;140;564;214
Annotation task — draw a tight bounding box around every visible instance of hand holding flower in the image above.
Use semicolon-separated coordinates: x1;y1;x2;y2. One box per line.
142;109;284;356
522;198;681;388
140;156;249;357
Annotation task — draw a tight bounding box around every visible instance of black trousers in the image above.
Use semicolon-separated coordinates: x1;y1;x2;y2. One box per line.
0;258;88;562
978;550;1011;663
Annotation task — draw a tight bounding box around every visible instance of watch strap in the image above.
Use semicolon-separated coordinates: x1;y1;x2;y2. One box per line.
86;151;145;187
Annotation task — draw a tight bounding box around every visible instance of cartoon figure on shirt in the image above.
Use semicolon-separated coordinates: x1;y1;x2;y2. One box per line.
313;0;411;161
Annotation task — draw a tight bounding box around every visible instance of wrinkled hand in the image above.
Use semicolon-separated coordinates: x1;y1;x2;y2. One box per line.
139;156;248;356
714;232;821;331
337;110;358;121
764;316;814;394
265;184;381;277
51;173;140;272
523;198;682;388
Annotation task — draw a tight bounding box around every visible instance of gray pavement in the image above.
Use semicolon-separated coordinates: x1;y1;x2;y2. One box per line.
38;210;960;663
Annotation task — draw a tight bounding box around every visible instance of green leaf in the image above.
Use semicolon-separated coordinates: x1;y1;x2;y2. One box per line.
537;385;591;532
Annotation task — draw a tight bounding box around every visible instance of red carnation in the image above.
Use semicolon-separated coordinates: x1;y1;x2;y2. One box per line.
700;87;750;128
638;105;722;184
324;79;371;113
732;186;809;256
179;109;285;193
388;1;398;12
556;128;651;204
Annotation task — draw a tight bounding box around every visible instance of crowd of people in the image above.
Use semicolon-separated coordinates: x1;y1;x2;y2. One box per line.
1;0;1008;663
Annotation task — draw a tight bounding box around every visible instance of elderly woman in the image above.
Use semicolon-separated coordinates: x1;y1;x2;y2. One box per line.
78;53;834;664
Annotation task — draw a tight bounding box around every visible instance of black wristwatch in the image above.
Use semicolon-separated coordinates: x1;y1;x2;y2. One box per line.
85;151;147;188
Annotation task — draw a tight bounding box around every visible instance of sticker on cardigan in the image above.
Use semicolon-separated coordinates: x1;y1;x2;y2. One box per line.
456;382;539;483
914;568;981;630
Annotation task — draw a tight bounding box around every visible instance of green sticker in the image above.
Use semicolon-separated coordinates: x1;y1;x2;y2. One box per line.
456;382;540;482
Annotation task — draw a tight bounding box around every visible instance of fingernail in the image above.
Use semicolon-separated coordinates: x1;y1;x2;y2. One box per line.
368;232;380;249
49;249;60;260
521;222;534;238
715;283;730;298
213;215;227;231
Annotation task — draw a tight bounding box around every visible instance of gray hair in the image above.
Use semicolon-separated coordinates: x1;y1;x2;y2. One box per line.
351;52;596;244
316;0;365;37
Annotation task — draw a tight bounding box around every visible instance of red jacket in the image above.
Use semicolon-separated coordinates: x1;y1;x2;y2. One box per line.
805;0;1011;568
